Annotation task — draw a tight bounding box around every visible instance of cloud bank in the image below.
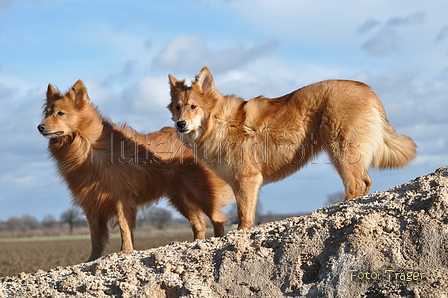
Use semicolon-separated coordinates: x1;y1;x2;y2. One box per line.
153;34;278;73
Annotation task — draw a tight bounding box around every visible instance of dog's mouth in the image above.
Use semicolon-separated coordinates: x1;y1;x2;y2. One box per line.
42;131;64;138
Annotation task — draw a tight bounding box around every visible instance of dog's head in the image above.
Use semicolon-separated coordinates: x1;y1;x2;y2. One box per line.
168;67;220;140
37;80;91;138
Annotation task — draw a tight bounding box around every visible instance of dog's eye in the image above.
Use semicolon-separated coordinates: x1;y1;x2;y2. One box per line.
191;105;196;109
176;106;180;111
57;111;65;116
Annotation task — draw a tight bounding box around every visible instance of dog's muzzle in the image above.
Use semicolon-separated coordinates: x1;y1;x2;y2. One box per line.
37;123;64;137
37;123;47;134
176;120;187;132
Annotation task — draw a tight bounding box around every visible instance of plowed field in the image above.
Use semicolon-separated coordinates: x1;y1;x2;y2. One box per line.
0;230;210;277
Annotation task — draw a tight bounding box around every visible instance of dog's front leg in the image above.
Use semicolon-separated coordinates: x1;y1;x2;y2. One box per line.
85;212;109;262
233;173;263;230
116;200;136;255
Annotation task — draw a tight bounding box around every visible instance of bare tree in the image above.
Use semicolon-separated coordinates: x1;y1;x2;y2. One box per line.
140;206;173;230
325;191;345;206
22;214;41;230
6;217;26;231
42;214;58;228
4;215;41;231
60;208;82;234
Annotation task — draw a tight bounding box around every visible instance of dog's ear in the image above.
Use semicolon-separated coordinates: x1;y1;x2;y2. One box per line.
70;80;90;108
168;74;178;88
168;74;187;91
46;84;60;103
72;79;85;91
195;67;215;93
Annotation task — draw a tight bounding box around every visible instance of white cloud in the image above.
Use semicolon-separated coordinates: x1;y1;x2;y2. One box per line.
435;25;448;42
361;11;426;56
117;75;174;132
362;28;398;56
211;58;347;100
122;76;170;111
101;60;137;87
385;11;426;27
153;34;277;74
358;19;381;34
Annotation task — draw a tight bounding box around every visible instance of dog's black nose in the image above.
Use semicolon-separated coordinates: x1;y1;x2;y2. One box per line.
37;124;46;133
176;120;186;129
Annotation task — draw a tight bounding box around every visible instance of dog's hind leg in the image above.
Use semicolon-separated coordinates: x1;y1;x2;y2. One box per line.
188;201;226;238
190;190;227;238
330;142;371;201
169;195;207;239
362;168;372;196
188;210;207;240
333;163;364;201
184;195;227;238
209;212;226;237
116;200;137;255
172;173;228;238
200;199;226;237
85;212;109;262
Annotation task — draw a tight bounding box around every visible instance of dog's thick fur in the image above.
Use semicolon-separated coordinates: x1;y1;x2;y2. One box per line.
38;80;232;261
168;67;417;230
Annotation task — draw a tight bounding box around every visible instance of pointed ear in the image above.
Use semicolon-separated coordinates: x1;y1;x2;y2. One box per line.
72;79;86;92
168;74;178;88
168;74;187;92
70;80;90;108
195;67;215;93
46;84;60;103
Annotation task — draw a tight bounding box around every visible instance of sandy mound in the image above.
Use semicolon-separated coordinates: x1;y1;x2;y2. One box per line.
1;167;447;298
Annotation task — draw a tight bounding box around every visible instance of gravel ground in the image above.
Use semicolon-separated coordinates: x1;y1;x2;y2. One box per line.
1;167;447;298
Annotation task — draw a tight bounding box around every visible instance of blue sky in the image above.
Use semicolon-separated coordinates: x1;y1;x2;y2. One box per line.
0;0;447;221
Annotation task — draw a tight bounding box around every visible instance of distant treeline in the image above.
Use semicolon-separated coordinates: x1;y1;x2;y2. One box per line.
1;198;326;239
0;206;179;238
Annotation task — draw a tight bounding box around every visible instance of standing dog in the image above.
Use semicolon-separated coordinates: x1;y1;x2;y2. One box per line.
38;80;232;261
168;67;417;230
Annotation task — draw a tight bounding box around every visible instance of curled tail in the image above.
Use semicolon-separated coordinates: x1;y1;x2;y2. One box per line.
372;119;417;169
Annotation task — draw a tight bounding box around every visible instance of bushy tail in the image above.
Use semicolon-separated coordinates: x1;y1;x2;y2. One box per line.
372;120;417;169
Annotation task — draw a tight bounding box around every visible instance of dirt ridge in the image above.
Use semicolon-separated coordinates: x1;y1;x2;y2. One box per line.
1;167;447;297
